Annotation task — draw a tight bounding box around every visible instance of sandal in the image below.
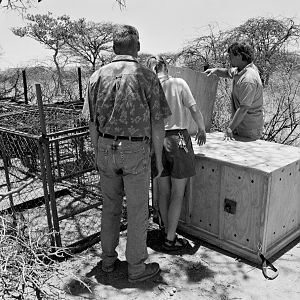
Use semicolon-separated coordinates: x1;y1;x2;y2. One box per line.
162;235;189;251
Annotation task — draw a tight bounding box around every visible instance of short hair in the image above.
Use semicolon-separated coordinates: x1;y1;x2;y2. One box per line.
146;55;167;73
227;42;254;63
113;24;139;53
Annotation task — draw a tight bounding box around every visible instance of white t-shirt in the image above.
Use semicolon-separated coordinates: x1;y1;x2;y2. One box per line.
158;75;196;130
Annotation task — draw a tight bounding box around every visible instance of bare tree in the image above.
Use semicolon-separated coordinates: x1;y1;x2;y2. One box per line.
62;19;116;72
262;53;300;145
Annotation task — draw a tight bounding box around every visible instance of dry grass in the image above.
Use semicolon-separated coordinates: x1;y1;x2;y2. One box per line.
0;213;90;300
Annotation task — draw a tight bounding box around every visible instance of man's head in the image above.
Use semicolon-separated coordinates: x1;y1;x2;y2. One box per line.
113;25;140;57
146;55;168;74
227;42;254;68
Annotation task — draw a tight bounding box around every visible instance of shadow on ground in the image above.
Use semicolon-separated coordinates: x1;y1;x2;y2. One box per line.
61;221;300;299
65;258;164;296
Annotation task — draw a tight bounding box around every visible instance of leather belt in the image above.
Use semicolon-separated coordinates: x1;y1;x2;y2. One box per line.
99;131;149;142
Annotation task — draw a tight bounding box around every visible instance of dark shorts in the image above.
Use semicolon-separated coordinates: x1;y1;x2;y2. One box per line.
160;129;196;179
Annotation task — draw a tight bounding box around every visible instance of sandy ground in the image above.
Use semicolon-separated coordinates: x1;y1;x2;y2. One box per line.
55;220;300;300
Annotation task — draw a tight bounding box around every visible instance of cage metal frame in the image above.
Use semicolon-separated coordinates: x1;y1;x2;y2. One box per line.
0;84;99;249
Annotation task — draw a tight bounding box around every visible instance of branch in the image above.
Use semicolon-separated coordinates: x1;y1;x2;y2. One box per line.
0;177;38;200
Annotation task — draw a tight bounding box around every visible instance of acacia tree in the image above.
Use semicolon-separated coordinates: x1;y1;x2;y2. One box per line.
63;19;116;72
12;13;71;94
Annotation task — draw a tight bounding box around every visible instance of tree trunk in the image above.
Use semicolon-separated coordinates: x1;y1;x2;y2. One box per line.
53;50;64;95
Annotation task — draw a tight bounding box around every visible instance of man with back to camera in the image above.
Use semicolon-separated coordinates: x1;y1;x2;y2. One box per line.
205;41;264;141
85;24;171;282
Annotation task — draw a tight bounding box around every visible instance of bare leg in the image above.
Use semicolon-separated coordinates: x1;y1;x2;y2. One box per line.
157;176;171;232
166;177;188;241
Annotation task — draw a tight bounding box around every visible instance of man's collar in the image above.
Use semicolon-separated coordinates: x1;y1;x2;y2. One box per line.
239;62;255;74
112;55;138;62
233;62;255;76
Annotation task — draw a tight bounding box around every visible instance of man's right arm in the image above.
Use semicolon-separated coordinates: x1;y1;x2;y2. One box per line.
151;119;165;178
148;76;171;178
204;68;231;78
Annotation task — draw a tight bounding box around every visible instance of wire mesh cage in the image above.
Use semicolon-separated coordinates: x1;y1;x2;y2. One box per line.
0;104;86;135
0;100;102;249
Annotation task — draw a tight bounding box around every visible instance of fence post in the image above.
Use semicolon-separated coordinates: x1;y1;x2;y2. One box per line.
22;69;28;105
78;67;83;102
36;140;56;247
36;83;62;248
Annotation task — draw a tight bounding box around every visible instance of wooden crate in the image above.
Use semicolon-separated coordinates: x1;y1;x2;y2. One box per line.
178;132;300;263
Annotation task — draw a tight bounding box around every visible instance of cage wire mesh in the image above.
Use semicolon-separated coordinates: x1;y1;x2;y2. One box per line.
0;102;103;249
0;104;86;135
0;130;49;241
0;102;30;115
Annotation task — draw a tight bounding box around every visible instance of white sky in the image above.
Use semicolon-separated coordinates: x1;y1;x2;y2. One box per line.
0;0;300;70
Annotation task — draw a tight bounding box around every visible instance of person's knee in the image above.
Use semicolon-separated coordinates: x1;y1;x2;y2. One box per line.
159;189;170;200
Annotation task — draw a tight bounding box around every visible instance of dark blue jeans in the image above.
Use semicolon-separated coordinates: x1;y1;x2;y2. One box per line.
96;136;151;277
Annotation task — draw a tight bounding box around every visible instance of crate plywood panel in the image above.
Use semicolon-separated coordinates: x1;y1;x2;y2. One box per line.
265;162;300;248
189;160;221;235
168;66;219;133
220;166;268;251
192;132;300;173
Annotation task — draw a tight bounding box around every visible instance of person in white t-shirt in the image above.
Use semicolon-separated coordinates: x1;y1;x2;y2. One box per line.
147;55;206;251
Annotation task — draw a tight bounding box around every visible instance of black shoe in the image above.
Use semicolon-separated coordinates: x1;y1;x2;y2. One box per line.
128;263;160;283
102;261;116;273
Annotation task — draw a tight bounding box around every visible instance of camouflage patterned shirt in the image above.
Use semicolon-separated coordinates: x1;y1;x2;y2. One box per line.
87;55;171;138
